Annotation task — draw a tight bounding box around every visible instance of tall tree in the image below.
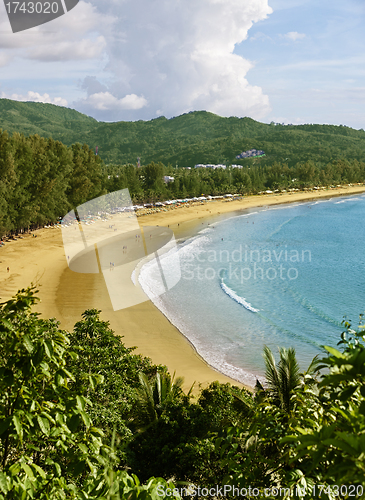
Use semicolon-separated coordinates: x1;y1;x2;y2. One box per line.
67;143;105;208
0;130;16;236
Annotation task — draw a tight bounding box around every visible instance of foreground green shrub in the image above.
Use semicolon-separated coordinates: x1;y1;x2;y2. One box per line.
0;288;179;499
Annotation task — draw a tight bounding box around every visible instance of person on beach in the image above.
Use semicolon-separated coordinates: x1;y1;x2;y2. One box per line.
7;266;9;272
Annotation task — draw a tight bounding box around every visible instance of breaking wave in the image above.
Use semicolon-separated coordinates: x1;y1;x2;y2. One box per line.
220;280;259;313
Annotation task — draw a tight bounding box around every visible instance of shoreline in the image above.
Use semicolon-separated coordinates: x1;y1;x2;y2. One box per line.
1;184;365;393
137;184;365;231
137;184;365;389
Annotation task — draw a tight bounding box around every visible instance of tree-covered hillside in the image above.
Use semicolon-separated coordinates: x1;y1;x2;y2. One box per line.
1;99;364;166
0;99;97;144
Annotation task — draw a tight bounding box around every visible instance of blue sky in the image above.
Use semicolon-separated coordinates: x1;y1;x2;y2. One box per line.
236;0;365;128
0;0;364;129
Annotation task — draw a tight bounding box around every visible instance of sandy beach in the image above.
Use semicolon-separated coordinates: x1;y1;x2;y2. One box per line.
1;184;365;392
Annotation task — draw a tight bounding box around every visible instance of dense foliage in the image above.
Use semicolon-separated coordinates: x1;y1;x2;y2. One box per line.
105;158;365;202
1;99;365;166
1;288;365;498
0;130;104;237
0;288;179;499
67;308;162;460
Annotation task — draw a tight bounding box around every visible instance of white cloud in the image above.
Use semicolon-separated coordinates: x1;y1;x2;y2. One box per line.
0;0;273;121
85;91;147;110
0;1;108;62
74;0;272;120
250;31;273;42
1;91;68;106
283;31;306;41
0;53;11;67
28;36;106;62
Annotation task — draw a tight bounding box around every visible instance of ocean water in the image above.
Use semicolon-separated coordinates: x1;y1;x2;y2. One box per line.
139;194;365;386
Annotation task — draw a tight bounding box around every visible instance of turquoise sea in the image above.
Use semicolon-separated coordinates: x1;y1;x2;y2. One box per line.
139;194;365;386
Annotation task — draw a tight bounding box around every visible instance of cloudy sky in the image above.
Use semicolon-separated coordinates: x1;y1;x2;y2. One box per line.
0;0;364;129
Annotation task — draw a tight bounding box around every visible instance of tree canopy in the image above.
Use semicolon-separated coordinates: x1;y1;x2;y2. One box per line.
1;287;365;498
0;130;104;237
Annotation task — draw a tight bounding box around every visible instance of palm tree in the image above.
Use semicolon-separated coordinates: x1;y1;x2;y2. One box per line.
262;346;301;413
134;371;190;431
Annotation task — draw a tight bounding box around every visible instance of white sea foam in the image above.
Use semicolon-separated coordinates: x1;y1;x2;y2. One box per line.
311;200;327;205
335;197;361;204
174;234;212;258
220;281;259;313
199;227;214;234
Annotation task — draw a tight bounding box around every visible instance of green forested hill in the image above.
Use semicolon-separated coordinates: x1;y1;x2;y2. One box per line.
0;99;97;144
0;98;364;166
